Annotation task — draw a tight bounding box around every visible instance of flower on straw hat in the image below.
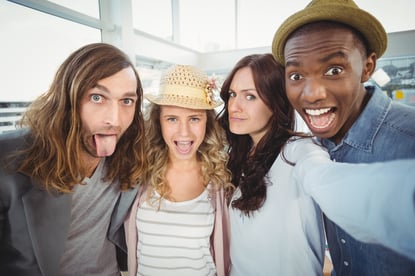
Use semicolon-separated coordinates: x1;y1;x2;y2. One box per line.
271;0;387;65
205;74;220;106
145;64;222;110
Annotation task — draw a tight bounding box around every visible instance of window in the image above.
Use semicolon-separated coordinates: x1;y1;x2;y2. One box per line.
236;0;308;48
132;0;173;40
178;0;235;52
48;0;100;18
0;1;101;102
373;56;415;107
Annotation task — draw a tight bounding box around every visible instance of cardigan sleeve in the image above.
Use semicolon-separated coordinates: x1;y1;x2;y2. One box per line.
211;188;231;276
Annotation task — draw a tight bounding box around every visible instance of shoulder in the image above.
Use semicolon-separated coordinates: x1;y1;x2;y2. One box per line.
0;161;33;205
0;129;31;155
0;129;34;196
387;101;415;131
360;88;415;140
369;87;415;130
0;129;31;171
372;99;415;142
0;128;29;140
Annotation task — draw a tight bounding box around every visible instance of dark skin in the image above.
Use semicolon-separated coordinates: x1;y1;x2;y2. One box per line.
284;26;376;144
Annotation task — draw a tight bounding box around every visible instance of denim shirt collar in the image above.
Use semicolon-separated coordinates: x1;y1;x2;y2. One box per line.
320;86;392;153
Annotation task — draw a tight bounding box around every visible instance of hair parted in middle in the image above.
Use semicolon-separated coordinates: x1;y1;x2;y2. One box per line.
144;104;233;203
18;43;147;193
218;53;307;215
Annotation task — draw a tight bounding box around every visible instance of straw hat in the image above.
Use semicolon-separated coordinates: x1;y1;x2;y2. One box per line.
145;64;222;110
272;0;387;65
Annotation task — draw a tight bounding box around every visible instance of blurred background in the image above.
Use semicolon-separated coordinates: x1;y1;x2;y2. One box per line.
1;0;415;133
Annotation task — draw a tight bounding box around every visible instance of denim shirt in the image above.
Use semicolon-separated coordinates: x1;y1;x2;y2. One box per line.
319;86;415;276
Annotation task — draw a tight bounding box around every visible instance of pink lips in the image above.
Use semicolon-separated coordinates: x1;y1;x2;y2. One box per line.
229;116;245;121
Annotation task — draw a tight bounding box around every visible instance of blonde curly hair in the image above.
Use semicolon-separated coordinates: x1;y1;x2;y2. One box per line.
143;103;233;204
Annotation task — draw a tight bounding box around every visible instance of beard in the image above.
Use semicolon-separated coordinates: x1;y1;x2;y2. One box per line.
79;125;122;158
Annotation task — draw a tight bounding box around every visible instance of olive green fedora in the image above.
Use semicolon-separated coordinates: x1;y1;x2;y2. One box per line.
272;0;387;65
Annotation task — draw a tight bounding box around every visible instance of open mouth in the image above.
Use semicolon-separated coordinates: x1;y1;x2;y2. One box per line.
305;107;336;129
175;141;193;155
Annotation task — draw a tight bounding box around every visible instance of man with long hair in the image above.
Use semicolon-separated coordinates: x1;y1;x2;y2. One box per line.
0;43;147;275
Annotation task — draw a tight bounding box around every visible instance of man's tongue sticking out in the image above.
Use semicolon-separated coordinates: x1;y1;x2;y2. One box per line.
94;134;117;156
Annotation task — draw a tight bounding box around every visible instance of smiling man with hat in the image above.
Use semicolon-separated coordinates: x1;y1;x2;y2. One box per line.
272;0;415;275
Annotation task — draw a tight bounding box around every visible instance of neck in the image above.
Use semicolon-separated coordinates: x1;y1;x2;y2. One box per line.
168;158;199;171
81;152;103;177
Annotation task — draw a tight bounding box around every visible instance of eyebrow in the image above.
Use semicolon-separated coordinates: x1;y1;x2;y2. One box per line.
319;51;347;63
285;60;299;68
230;88;257;93
286;51;348;68
161;111;205;118
94;84;137;98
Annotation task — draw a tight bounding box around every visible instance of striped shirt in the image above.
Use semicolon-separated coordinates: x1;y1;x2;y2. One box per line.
136;189;216;276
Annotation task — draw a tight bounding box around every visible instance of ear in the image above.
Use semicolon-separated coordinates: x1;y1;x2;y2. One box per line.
361;52;377;83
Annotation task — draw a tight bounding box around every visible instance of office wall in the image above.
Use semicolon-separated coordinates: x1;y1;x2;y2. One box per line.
197;30;415;73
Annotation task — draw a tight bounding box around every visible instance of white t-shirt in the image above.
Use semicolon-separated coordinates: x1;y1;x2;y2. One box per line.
229;138;325;276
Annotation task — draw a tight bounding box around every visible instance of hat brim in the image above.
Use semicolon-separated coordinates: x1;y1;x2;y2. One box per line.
145;93;223;110
272;4;387;65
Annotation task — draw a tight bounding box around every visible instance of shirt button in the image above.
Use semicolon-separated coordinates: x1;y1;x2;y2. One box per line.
341;238;346;244
344;261;349;266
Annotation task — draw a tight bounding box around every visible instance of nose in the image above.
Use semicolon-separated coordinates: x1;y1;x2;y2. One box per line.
302;78;327;103
228;96;241;113
104;101;120;126
178;121;190;136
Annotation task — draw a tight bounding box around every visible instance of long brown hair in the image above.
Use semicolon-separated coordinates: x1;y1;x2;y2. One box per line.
218;53;304;215
18;43;146;193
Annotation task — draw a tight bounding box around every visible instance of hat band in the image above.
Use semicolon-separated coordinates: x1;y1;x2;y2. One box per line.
160;84;207;101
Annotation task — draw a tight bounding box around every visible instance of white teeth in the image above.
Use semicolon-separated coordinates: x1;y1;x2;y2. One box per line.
305;108;331;116
177;141;191;145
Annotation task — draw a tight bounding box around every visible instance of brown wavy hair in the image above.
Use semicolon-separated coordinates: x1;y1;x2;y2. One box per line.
143;104;233;204
218;53;308;215
18;43;147;193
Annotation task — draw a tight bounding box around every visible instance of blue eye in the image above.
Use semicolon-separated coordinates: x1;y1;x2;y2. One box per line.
91;94;102;103
123;98;134;105
228;91;236;98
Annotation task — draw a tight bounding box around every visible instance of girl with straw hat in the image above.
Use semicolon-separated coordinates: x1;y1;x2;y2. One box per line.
124;64;233;276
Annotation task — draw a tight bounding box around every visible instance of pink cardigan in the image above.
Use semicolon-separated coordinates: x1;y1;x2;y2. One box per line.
124;185;231;276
